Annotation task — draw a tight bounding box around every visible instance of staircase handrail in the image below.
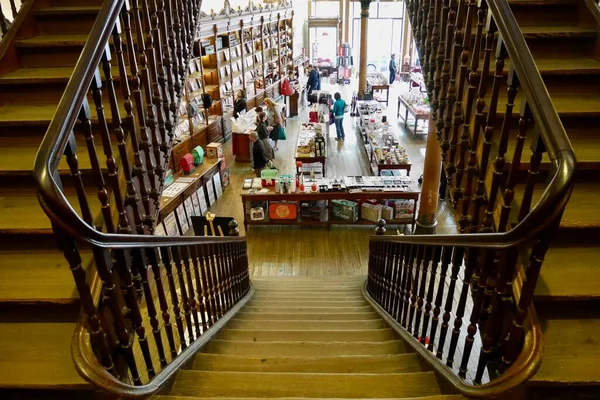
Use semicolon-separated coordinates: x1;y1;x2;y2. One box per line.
32;0;250;398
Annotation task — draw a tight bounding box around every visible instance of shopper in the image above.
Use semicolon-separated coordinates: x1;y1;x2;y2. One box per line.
389;54;397;85
306;64;319;104
332;92;347;141
264;98;285;151
255;111;274;160
233;89;247;118
250;131;269;177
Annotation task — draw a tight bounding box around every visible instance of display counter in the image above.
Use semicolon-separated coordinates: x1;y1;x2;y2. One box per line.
294;122;327;176
397;93;430;139
367;72;390;105
241;180;419;231
231;108;259;163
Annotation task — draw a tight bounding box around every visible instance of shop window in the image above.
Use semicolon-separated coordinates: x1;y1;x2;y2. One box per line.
311;1;339;18
378;2;404;19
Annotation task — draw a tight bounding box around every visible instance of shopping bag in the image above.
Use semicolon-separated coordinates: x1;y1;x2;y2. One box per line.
277;126;287;140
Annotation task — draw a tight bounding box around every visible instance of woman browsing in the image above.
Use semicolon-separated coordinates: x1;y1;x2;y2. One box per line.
264;98;286;150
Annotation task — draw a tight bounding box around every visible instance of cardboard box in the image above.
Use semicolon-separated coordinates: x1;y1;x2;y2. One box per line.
332;200;359;222
381;205;394;221
361;203;382;222
269;201;297;220
206;142;223;158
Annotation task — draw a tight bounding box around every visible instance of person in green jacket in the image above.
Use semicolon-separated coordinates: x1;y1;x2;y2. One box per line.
332;92;347;141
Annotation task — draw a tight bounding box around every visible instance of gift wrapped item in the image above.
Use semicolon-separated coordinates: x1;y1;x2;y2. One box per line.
381;205;394;222
361;203;382;222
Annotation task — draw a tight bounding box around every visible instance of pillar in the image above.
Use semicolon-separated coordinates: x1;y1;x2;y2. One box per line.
338;0;344;47
401;6;410;65
415;115;443;234
358;0;371;97
344;0;350;43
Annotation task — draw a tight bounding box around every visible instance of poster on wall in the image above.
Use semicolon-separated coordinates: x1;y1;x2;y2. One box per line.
154;222;166;236
206;179;216;206
184;197;196;220
163;212;179;236
212;173;223;198
175;204;189;234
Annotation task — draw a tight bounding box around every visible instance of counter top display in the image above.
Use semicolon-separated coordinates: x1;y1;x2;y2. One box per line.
231;108;259;163
295;122;327;176
240;176;419;230
366;72;390;105
397;92;430;139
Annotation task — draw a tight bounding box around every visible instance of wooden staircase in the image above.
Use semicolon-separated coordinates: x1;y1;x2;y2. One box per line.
154;276;463;400
0;1;103;398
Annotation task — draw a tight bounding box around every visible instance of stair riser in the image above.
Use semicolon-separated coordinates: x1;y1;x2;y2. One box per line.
18;47;87;68
235;313;380;321
0;81;125;104
217;329;395;342
241;306;375;313
204;340;405;357
190;354;420;374
226;320;387;330
0;301;79;323
252;294;365;299
511;5;578;27
247;301;368;308
34;15;98;36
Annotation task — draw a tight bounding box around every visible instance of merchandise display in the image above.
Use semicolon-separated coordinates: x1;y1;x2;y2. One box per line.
295;122;327;176
366;72;390;105
355;100;412;176
397;92;430;139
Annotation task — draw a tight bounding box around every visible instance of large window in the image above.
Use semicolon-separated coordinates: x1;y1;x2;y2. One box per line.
351;1;406;73
310;1;340;18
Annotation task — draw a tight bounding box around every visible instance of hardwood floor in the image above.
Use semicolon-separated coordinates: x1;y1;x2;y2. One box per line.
207;80;457;276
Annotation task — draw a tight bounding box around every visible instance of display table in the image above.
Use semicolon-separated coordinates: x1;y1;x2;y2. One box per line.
367;72;390;106
232;130;252;163
241;185;419;231
295;123;327;176
397;94;430;139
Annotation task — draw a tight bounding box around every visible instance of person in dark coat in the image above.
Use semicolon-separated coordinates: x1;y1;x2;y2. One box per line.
233;89;247;118
389;54;397;84
255;111;274;160
306;65;320;103
250;131;269;177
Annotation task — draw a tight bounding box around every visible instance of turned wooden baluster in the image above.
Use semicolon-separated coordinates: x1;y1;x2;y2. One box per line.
497;216;560;379
146;248;178;359
210;243;227;318
141;1;169;170
444;246;465;367
415;246;433;343
157;1;177;127
459;0;488;231
445;0;467;180
121;2;159;223
471;33;506;232
55;231;116;377
385;243;401;314
518;133;546;222
377;243;388;303
408;246;425;334
390;243;404;321
160;247;188;349
229;242;242;302
481;65;519;232
419;0;431;79
439;0;457;158
401;244;416;327
424;0;437;96
64;135;94;226
197;244;217;326
0;4;8;36
381;242;393;308
216;243;233;311
200;243;220;323
165;0;182;103
172;246;195;340
368;241;376;295
421;246;441;344
94;247;142;384
131;0;162;206
189;245;209;332
457;248;481;375
433;247;453;356
430;0;443;119
114;9;154;230
498;101;532;231
451;0;477;210
181;246;202;338
78;102;115;232
9;0;17;16
113;248;156;380
178;0;192;79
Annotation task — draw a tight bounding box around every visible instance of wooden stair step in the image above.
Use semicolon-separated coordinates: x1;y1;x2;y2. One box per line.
169;370;441;398
226;319;387;330
0;322;88;388
0;249;91;316
32;6;102;16
519;25;598;39
14;34;90;48
218;328;396;342
0;66;119;85
252;291;365;299
533;242;600;303
252;276;366;282
156;396;465;400
235;312;380;321
0;188;99;235
242;306;375;314
247;300;369;308
205;339;405;357
530;318;600;386
191;353;420;373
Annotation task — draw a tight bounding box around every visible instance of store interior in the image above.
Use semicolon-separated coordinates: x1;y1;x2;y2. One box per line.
157;0;454;275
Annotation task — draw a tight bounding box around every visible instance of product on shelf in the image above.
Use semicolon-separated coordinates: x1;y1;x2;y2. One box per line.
332;200;359;222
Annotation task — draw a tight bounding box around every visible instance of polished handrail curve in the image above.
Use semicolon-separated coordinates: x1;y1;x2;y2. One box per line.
368;0;578;395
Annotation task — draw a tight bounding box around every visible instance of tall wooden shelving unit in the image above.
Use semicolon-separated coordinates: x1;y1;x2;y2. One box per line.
169;2;294;172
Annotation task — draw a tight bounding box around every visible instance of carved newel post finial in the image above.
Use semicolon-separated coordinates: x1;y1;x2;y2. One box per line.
375;219;387;235
229;220;240;236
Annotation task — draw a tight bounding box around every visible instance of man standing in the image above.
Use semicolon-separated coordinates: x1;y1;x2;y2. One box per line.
389;54;397;85
306;65;320;104
250;131;269;177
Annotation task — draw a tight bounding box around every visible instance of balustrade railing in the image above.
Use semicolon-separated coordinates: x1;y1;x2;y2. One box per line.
367;0;576;396
33;0;252;398
0;0;23;38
